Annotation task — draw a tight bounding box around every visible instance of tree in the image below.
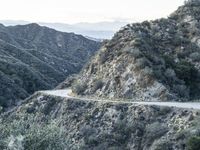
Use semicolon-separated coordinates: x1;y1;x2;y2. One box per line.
187;136;200;150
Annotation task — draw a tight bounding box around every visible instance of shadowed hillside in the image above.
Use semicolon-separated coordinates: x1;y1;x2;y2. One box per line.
0;23;101;109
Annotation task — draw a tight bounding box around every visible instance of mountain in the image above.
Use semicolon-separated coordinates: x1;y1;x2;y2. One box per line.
0;23;101;109
1;1;200;150
0;20;129;39
66;0;200;102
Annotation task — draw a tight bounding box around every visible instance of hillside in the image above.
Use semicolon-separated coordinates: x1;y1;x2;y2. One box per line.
0;91;200;150
0;23;101;109
69;0;200;102
2;1;200;150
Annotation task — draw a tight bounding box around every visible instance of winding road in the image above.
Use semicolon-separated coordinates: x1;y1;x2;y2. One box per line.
41;89;200;110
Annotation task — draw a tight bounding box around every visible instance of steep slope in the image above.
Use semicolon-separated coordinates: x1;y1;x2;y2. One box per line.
0;23;101;108
70;0;200;102
0;92;200;150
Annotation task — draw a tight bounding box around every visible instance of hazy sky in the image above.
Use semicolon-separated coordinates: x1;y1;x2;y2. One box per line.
0;0;185;24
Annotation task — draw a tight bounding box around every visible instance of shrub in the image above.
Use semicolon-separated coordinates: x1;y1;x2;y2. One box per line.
0;116;71;150
187;136;200;150
189;52;200;62
165;68;176;79
24;122;68;150
112;119;136;144
142;66;154;76
80;125;99;146
133;38;144;47
144;122;168;145
0;106;3;113
173;84;189;98
132;48;143;58
124;47;143;58
92;79;104;92
135;57;150;69
163;58;200;99
72;81;87;95
174;61;199;87
151;139;173;150
99;52;107;64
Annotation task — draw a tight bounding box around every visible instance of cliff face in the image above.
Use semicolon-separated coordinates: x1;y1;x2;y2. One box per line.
0;23;100;108
69;0;200;102
0;93;199;150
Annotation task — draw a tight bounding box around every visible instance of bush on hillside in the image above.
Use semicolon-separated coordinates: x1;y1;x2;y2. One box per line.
0;116;71;150
190;52;200;62
99;51;107;64
92;79;104;93
135;57;150;69
72;81;87;95
187;136;200;150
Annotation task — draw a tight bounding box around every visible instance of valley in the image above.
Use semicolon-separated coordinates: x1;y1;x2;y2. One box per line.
0;23;101;109
1;0;200;149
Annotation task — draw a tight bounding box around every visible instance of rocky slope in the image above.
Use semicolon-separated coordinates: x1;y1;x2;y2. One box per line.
0;92;200;150
70;0;200;102
0;23;101;109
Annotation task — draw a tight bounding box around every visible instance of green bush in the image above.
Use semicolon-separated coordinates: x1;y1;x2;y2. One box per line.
187;136;200;150
135;57;150;69
92;79;104;92
72;81;87;95
99;51;107;64
124;47;143;58
144;122;168;145
162;55;200;99
152;140;173;150
174;61;200;97
0;116;71;150
190;52;200;62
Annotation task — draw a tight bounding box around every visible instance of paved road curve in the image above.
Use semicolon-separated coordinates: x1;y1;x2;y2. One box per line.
41;89;200;110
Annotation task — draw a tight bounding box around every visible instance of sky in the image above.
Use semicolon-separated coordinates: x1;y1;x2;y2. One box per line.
0;0;185;24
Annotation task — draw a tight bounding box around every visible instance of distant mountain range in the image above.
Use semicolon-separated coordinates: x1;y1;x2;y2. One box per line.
0;20;129;39
0;23;100;109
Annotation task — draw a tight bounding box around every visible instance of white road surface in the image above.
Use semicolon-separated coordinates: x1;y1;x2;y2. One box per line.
41;89;200;110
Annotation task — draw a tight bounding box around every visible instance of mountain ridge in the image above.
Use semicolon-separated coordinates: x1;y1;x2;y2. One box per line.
0;23;101;109
0;20;129;39
67;0;200;102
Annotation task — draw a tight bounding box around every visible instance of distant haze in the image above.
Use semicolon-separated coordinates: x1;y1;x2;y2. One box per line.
0;20;128;39
0;0;185;24
0;0;186;39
